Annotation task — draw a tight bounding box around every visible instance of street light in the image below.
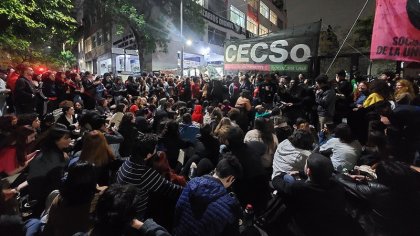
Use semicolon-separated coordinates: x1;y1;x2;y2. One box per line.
180;0;184;77
186;39;192;46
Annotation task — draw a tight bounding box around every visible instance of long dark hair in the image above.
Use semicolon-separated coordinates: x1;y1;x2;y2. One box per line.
60;161;96;206
15;125;36;166
370;79;391;100
35;124;70;153
119;113;135;131
335;123;354;143
92;184;141;236
160;120;180;139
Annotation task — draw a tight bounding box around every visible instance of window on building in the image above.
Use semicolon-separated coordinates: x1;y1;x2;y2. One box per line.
248;0;258;9
92;35;97;48
104;30;111;42
270;10;277;25
247;18;258;35
230;5;245;28
196;0;204;6
85;38;92;52
96;30;103;46
260;2;269;19
259;24;268;36
208;26;226;47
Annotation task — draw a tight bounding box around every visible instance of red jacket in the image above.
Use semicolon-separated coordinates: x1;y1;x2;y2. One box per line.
191;105;203;124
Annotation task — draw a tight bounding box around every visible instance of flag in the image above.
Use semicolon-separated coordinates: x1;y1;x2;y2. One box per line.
370;0;420;62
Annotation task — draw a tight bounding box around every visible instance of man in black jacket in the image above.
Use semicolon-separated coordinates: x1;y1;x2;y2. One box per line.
14;65;36;114
315;75;336;130
272;153;362;236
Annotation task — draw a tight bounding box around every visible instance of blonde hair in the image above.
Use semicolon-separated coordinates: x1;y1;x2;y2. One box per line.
395;79;415;102
214;117;232;136
79;130;115;166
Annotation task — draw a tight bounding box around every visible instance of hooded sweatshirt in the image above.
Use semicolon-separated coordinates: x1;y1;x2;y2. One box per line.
173;176;240;236
191;105;203;124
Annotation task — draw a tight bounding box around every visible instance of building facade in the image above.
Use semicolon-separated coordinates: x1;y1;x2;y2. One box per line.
77;0;287;76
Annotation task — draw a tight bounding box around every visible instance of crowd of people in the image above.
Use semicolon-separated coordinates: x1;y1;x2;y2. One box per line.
1;63;420;236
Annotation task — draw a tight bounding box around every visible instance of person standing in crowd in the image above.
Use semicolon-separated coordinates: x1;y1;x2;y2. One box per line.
81;72;98;110
363;79;390;108
352;81;369;110
0;70;11;116
257;74;277;108
178;77;192;103
229;76;241;105
14;64;37;114
334;70;353;124
70;72;84;104
315;74;336;130
394;79;416;105
42;71;60;112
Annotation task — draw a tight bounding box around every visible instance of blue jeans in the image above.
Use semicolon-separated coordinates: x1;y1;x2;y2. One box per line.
24;218;42;236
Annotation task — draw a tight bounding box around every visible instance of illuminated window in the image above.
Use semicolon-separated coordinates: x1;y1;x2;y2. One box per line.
270;10;277;25
259;24;268;36
260;2;269;19
247;18;258;35
230;5;245;28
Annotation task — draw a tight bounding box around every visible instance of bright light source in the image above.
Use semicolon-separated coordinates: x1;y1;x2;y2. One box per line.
186;39;193;46
201;47;210;55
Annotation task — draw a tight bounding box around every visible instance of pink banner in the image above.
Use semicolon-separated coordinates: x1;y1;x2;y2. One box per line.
224;64;270;71
370;0;420;62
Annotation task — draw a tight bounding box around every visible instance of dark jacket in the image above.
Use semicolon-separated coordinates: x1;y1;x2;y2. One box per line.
336;174;420;236
230;142;270;214
15;77;36;114
42;79;58;98
118;124;140;158
158;136;191;169
27;149;67;215
273;173;362;236
173;176;241;236
56;114;78;131
315;86;336;118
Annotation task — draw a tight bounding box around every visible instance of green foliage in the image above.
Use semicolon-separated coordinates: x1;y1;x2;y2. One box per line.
0;0;77;67
95;0;205;69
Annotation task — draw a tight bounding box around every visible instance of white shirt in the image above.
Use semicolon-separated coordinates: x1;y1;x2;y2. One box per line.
320;137;362;172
